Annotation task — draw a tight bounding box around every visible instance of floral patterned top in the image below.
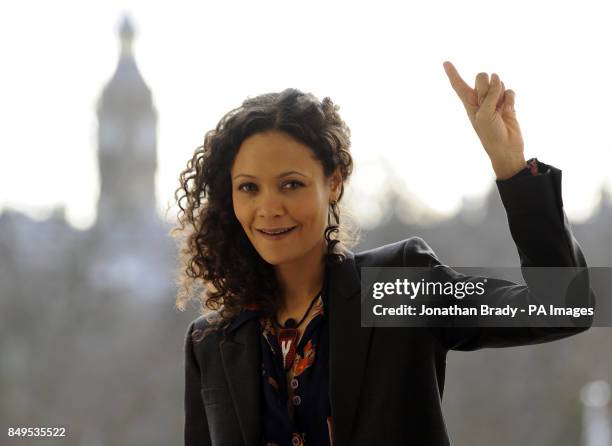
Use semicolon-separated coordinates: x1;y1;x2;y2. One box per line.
259;288;332;446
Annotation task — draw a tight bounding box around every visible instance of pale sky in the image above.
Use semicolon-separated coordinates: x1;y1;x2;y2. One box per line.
1;0;611;230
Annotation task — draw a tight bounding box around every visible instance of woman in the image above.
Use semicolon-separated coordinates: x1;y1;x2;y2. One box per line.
175;61;593;446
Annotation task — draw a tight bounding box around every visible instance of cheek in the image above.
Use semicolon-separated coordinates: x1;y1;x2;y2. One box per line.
232;195;250;228
295;195;328;228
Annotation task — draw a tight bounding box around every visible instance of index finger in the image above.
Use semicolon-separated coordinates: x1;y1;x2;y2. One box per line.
443;61;476;106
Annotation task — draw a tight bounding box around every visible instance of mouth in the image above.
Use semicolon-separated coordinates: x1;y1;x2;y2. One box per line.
255;225;298;240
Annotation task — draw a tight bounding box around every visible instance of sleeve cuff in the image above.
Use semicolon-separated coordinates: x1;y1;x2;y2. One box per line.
503;157;544;180
495;159;563;218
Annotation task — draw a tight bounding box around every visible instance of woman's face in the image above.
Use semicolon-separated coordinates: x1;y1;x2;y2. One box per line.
231;129;341;266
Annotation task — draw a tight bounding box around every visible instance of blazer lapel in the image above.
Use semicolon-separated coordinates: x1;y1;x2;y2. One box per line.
220;315;261;446
217;247;371;446
328;249;373;446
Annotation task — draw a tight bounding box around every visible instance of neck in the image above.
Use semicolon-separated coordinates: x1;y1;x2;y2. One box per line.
274;238;326;315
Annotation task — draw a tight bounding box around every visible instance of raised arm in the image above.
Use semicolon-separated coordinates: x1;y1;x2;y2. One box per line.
427;161;594;351
422;62;595;350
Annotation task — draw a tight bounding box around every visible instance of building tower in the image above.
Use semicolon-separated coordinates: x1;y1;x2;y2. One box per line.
95;15;158;227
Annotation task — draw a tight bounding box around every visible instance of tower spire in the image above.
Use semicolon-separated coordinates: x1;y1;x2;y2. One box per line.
119;14;135;59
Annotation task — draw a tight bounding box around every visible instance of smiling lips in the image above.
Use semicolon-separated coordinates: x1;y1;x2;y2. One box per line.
258;226;295;234
256;226;297;239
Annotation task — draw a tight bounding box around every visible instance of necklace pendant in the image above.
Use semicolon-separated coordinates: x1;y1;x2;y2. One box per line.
277;328;299;370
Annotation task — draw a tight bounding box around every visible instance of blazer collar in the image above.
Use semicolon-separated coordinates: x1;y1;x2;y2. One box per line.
225;308;261;334
219;246;371;446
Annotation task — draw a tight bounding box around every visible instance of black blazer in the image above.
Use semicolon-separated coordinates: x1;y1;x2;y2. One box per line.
184;162;594;446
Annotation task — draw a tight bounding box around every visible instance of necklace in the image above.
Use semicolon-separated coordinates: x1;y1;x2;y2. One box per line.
273;290;322;370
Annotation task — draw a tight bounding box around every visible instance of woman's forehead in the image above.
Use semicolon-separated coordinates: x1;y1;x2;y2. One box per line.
231;131;322;177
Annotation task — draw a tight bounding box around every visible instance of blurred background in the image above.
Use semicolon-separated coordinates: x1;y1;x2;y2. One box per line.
0;1;610;445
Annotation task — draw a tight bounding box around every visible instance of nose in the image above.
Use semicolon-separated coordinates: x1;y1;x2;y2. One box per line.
256;189;285;219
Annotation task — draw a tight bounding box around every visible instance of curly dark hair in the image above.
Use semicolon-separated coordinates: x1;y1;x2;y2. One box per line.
172;88;359;334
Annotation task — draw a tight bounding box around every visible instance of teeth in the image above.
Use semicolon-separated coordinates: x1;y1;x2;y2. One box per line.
262;227;293;235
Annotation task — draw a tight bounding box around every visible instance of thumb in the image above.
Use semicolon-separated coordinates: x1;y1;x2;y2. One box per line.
480;73;503;116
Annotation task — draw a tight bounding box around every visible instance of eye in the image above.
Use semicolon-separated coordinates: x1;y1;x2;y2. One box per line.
282;180;304;190
236;180;303;193
237;182;257;193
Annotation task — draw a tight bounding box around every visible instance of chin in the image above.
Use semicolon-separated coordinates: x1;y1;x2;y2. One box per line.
258;250;298;266
253;242;304;265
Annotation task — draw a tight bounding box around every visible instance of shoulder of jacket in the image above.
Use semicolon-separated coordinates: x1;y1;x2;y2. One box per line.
186;311;225;345
355;236;440;267
402;236;441;265
190;311;222;329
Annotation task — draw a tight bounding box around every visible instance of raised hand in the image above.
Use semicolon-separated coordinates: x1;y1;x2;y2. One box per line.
443;61;526;180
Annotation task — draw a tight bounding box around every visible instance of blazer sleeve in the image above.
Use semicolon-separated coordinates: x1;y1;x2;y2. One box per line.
184;320;212;446
423;160;595;351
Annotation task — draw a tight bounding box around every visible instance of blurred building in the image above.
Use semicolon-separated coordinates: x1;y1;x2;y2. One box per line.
88;15;173;299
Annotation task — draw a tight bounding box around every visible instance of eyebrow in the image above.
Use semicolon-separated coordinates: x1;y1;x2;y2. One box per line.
232;171;308;180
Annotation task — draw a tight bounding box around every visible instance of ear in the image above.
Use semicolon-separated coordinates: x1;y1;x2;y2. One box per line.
329;168;343;202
